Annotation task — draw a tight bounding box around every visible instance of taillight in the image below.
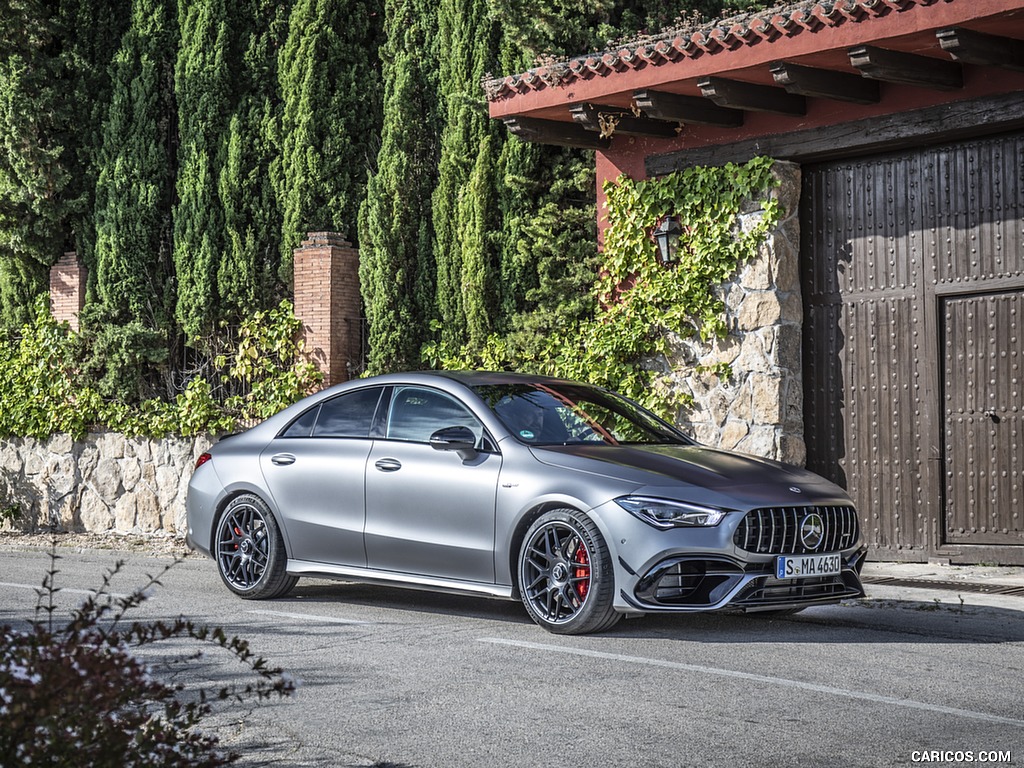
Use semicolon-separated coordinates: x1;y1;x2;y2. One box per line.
195;452;212;470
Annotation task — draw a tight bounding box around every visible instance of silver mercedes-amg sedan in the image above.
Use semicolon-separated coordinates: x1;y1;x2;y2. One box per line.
186;371;866;634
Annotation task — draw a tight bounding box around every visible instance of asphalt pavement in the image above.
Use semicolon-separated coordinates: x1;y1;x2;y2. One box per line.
2;538;1023;767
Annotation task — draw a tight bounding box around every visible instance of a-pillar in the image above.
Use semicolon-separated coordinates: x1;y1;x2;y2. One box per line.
292;232;362;387
49;251;86;331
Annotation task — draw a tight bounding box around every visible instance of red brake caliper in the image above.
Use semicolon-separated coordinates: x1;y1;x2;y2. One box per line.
574;543;590;600
234;526;242;550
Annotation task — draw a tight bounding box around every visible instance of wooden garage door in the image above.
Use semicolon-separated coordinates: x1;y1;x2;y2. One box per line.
801;131;1024;560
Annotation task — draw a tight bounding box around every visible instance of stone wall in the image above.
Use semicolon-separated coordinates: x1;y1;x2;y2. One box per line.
0;433;214;535
668;161;805;465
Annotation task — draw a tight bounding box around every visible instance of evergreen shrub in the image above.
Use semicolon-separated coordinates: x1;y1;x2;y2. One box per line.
0;298;321;439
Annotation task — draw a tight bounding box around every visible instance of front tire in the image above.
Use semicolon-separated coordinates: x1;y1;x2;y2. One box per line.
518;509;620;635
214;494;297;599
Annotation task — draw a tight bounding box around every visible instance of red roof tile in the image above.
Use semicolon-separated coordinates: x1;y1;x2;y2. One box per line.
482;0;1002;102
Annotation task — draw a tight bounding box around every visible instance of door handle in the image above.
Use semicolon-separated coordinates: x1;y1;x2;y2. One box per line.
271;453;296;466
374;458;402;472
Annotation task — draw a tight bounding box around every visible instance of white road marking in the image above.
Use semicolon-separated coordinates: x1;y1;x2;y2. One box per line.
246;609;370;625
479;637;1024;728
0;581;130;599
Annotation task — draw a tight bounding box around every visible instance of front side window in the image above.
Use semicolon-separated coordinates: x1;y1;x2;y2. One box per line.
386;387;484;445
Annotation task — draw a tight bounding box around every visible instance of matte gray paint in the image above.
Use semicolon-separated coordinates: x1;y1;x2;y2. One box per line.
186;371;865;617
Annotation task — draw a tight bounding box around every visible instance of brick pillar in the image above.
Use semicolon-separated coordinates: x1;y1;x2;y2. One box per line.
49;251;87;331
293;232;362;387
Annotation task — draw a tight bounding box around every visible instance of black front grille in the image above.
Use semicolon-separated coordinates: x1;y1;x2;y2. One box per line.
733;506;859;555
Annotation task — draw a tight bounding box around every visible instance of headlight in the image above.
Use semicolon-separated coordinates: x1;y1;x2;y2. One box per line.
615;496;728;529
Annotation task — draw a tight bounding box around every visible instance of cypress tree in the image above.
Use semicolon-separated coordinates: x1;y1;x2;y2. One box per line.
487;0;617;55
0;257;46;329
0;0;138;329
357;0;439;374
492;25;598;342
0;0;68;327
88;0;177;399
92;0;177;326
458;133;496;346
59;0;132;299
487;0;728;348
173;0;233;341
431;0;501;350
492;31;544;328
488;0;728;56
277;0;382;280
217;0;290;320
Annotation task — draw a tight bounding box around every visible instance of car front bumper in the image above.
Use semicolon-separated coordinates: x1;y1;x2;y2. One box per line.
617;545;868;613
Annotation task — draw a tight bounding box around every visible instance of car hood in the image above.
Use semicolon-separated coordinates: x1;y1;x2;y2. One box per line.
531;444;849;506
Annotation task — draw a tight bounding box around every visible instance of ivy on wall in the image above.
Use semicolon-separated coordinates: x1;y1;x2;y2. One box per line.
0;299;321;439
427;156;780;415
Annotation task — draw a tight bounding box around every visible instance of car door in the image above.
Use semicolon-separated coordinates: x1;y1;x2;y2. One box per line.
259;386;384;567
364;385;501;583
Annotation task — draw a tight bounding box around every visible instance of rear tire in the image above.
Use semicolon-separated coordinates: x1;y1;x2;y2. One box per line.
518;509;620;635
214;494;297;599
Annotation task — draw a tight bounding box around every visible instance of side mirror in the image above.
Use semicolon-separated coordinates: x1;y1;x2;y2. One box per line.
429;425;478;460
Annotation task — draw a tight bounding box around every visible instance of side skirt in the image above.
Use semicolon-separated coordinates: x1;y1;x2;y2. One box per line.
286;559;516;601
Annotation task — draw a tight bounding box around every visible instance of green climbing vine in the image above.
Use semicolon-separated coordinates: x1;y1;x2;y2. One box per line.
425;156;781;416
0;298;321;439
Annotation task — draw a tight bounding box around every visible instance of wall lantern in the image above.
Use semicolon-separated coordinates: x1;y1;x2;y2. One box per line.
653;215;682;266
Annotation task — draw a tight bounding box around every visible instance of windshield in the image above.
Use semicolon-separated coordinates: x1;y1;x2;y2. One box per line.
473;382;692;446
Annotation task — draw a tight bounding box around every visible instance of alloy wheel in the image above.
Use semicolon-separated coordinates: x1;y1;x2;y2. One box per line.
216;501;270;590
521;520;593;624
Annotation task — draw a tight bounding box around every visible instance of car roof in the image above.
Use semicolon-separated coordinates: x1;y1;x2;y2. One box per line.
419;370;586;388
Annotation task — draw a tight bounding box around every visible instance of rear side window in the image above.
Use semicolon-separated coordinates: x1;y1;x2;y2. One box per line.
314;388;383;437
281;405;320;437
281;387;383;438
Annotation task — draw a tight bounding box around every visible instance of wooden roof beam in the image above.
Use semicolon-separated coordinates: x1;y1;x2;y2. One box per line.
848;45;963;90
937;27;1024;72
770;61;880;105
697;76;806;116
502;117;610;149
570;103;680;138
633;89;744;127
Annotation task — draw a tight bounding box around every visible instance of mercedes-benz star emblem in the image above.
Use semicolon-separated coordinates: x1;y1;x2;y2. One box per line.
799;513;825;551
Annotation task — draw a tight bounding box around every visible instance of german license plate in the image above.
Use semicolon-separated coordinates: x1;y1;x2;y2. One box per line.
775;553;841;579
